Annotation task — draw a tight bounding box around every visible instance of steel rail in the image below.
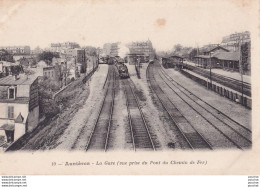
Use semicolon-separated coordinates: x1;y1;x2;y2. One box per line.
160;67;252;136
128;79;156;151
156;65;244;150
104;69;116;152
85;66;113;151
122;80;136;151
147;63;213;150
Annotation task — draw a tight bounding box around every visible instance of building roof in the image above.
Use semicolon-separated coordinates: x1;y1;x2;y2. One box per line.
127;53;146;56
0;61;20;67
212;52;240;61
200;45;229;53
43;66;55;70
194;52;240;61
0;74;38;85
194;55;211;59
170;55;183;59
0;124;14;131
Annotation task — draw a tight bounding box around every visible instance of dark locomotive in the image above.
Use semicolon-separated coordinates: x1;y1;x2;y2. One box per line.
115;57;129;78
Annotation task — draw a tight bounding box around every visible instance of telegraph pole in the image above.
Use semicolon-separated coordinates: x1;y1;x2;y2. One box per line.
196;43;199;67
239;39;244;104
209;52;212;88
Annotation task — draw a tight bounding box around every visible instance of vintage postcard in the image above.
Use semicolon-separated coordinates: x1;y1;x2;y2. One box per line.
0;0;259;175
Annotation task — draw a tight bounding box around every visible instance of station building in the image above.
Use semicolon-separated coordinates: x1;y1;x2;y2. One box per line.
194;46;230;68
211;52;240;72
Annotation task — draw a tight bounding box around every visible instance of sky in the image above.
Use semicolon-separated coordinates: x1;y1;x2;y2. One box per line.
0;0;257;51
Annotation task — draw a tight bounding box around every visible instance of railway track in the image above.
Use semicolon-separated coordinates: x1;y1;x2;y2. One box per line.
122;78;156;151
85;65;116;151
184;64;251;97
147;62;213;150
156;63;251;149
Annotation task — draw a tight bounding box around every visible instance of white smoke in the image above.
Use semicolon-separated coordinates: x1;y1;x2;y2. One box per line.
118;43;130;58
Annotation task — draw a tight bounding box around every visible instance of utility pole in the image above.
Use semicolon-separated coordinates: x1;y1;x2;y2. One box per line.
64;58;68;86
209;52;212;88
97;47;100;69
239;39;244;104
93;56;95;71
196;43;199;67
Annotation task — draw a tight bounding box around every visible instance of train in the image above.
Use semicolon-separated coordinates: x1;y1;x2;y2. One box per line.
115;58;129;78
162;55;184;69
108;57;116;65
98;56;117;65
117;63;129;78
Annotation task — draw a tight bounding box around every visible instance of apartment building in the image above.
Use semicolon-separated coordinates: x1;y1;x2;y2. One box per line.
0;74;39;143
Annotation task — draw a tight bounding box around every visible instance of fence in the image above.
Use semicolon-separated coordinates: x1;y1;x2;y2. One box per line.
180;70;252;109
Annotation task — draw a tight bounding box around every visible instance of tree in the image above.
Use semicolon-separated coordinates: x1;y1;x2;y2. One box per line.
189;48;198;61
241;42;250;72
24;69;35;76
84;46;97;56
38;77;60;118
37;51;60;66
173;44;183;52
0;49;14;62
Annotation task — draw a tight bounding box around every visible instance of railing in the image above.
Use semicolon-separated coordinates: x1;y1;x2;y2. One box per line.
180;69;251;109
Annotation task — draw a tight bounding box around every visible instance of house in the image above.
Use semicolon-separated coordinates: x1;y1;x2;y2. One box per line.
66;48;86;73
0;74;39;144
18;57;36;68
0;49;14;62
43;66;56;80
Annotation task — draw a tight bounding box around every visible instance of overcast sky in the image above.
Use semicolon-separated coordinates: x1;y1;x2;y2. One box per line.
0;0;256;51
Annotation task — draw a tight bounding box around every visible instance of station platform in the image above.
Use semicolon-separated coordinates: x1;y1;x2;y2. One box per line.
184;61;251;84
183;68;251;100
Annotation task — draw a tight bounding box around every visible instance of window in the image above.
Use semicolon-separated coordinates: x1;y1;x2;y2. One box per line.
8;88;15;99
8;106;14;119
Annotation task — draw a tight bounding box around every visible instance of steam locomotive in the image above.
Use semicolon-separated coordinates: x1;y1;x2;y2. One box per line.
115;58;129;78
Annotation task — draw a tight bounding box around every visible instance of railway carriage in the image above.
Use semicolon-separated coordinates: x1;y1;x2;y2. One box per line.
98;57;107;64
162;55;184;69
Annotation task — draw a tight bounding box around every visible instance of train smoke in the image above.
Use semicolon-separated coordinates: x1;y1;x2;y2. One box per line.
118;43;129;58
